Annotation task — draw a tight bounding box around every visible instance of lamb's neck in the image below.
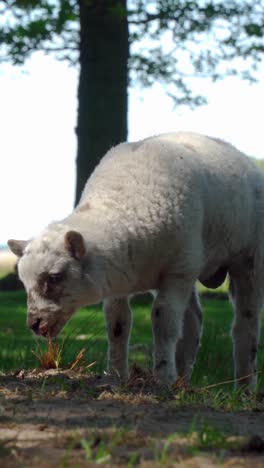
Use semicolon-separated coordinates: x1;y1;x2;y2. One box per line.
62;210;136;298
63;209;120;252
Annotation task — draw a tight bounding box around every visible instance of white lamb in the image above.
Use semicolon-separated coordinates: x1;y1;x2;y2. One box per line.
8;132;264;388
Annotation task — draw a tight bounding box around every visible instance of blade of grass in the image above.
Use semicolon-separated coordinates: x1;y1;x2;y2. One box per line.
202;371;261;390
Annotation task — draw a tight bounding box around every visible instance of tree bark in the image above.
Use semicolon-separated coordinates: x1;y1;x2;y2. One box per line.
75;0;129;205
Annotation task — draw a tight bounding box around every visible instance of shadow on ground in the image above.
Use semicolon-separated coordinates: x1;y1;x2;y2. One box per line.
1;368;264;467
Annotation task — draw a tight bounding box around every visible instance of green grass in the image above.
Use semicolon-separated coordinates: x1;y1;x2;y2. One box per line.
0;289;263;391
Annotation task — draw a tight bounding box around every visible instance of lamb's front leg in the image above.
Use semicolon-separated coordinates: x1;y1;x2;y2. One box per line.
103;297;132;379
151;277;194;385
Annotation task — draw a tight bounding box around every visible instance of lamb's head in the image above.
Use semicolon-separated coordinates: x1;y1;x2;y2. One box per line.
8;225;100;338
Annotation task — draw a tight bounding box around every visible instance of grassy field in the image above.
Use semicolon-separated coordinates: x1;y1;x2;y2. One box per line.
1;289;264;391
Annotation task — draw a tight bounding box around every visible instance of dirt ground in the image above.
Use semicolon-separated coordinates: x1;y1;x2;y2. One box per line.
1;367;264;467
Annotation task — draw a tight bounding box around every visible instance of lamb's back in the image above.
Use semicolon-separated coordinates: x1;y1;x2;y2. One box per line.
80;132;262;216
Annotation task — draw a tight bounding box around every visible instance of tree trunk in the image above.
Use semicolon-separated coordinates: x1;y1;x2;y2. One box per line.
75;0;129;205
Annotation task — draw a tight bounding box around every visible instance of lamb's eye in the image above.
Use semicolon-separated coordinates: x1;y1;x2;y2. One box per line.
48;273;64;285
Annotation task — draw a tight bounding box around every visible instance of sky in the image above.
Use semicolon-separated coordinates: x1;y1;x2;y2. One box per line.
1;52;264;245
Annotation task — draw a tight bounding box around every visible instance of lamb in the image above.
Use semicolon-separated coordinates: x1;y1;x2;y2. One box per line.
8;132;264;388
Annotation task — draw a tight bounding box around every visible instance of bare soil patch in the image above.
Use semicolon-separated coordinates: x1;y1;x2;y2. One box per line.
1;367;264;467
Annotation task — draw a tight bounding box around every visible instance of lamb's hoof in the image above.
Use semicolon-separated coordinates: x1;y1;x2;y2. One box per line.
154;367;176;387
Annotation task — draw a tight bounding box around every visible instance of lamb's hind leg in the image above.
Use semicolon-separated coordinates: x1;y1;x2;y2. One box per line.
230;273;263;389
151;275;195;385
103;297;132;379
176;288;203;384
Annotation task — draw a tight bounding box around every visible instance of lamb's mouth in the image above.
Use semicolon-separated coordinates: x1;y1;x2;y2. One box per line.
41;324;59;339
42;320;69;339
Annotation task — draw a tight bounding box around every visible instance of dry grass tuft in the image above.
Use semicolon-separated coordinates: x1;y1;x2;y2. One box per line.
32;338;64;370
32;338;95;371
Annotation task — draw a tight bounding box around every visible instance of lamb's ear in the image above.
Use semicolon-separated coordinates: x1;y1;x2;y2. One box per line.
64;230;86;260
7;239;29;257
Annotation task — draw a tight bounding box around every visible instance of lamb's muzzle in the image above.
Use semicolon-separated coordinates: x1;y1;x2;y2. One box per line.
27;315;49;336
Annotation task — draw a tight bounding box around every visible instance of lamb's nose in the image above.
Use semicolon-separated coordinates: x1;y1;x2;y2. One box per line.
29;317;41;333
